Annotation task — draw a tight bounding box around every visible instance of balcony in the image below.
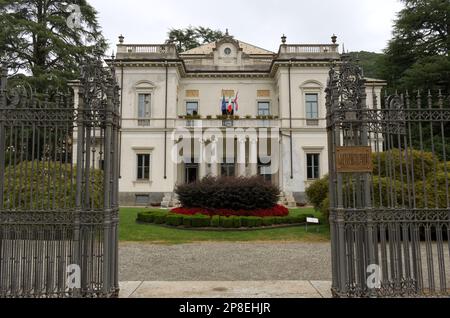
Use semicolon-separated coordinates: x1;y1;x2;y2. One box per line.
178;117;280;129
278;44;340;60
116;44;178;60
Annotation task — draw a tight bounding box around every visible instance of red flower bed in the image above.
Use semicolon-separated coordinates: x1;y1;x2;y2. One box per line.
171;204;289;217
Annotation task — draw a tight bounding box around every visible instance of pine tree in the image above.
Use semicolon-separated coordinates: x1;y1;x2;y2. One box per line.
0;0;107;89
382;0;450;92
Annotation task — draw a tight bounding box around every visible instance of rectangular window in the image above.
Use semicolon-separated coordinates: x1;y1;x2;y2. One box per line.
259;158;272;183
138;93;151;126
186;101;199;116
307;154;320;180
305;94;319;119
257;102;270;116
137;154;150;180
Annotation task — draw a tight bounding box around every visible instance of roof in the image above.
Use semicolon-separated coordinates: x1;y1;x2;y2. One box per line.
365;77;388;85
180;40;275;55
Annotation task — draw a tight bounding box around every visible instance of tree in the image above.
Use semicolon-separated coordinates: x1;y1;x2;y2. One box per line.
0;0;107;89
381;0;450;92
167;26;224;53
349;51;385;79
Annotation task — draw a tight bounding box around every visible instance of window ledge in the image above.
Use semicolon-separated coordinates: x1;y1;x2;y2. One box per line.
306;119;319;126
133;180;152;185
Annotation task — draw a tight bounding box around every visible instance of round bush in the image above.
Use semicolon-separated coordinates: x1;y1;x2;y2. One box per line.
175;176;280;210
305;175;328;211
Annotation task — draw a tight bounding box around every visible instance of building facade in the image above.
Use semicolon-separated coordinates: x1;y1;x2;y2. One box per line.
95;33;384;207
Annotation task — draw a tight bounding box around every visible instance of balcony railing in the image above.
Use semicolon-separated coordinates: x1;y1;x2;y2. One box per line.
116;44;178;59
278;44;340;59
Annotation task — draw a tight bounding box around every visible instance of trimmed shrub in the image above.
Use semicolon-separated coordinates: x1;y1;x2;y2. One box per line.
137;212;155;223
262;217;275;226
274;217;285;225
190;214;211;228
320;197;330;223
166;214;184;227
242;217;262;228
211;215;220;227
175;176;280;210
290;215;307;224
372;149;435;180
183;217;192;228
153;212;168;224
3;161;104;210
231;216;242;228
305;175;329;211
220;216;234;228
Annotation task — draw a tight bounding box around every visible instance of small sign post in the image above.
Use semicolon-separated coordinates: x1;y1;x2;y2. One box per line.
306;217;320;232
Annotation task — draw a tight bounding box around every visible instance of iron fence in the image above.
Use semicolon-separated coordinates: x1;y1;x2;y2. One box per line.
327;56;450;297
0;58;120;298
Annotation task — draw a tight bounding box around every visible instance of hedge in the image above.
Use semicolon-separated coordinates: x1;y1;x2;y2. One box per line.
175;176;280;210
190;214;211;228
211;216;220;227
166;214;184;226
306;149;450;223
220;216;234;228
3;161;104;210
136;211;309;229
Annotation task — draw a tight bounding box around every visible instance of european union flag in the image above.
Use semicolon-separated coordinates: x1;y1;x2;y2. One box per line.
221;95;227;115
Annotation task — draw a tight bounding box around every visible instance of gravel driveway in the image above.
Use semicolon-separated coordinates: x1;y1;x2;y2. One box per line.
119;242;332;281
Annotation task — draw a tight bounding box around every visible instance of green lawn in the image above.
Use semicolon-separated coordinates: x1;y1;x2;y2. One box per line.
119;207;330;244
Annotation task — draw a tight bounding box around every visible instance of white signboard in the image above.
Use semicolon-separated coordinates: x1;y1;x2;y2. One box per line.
306;217;320;224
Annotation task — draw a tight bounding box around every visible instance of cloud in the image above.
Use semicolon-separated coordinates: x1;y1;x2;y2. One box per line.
90;0;404;54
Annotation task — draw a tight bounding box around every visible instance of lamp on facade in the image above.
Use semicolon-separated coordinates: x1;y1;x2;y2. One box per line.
281;34;287;44
118;34;124;44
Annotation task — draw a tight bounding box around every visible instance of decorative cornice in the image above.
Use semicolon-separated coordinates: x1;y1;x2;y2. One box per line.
111;58;338;79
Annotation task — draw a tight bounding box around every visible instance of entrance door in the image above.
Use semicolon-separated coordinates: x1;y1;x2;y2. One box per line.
221;163;236;177
185;164;199;184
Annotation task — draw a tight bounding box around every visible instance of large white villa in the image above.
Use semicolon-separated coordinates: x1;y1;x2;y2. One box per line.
93;32;384;207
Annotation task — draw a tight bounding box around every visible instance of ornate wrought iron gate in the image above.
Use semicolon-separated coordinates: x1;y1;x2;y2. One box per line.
327;56;450;297
0;58;120;297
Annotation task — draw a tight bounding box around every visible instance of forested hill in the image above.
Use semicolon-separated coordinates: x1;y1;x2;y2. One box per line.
348;51;386;80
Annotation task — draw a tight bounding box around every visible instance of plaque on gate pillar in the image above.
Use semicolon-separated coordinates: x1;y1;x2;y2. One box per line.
336;146;373;173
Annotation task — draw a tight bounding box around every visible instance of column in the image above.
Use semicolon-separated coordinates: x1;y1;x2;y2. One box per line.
238;138;246;177
249;138;258;176
199;139;207;179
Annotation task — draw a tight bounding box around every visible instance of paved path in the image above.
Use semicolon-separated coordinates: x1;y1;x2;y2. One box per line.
119;242;332;282
119;281;333;298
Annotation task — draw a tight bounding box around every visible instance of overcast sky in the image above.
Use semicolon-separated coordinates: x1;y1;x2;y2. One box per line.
89;0;404;55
